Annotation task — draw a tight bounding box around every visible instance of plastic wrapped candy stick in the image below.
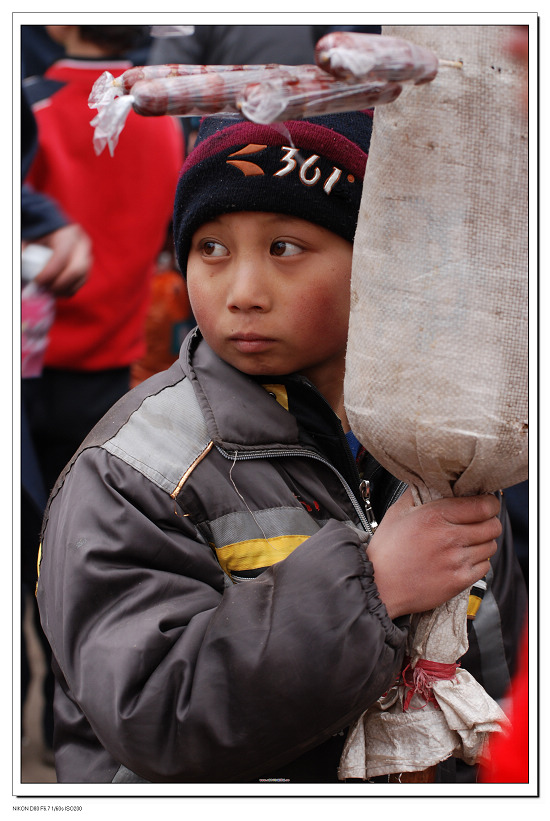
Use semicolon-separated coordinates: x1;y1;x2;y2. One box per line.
88;63;287;108
89;65;313;155
129;64;401;121
238;73;402;124
89;66;273;153
90;69;260;155
127;66;315;116
315;31;460;85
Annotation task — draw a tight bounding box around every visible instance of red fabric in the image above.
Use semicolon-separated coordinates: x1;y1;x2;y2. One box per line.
401;658;459;711
481;623;529;783
27;59;184;370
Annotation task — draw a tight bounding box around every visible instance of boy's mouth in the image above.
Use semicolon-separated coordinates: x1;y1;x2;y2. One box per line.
228;333;275;354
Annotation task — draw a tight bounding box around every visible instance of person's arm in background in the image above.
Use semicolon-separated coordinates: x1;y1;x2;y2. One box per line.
21;82;91;297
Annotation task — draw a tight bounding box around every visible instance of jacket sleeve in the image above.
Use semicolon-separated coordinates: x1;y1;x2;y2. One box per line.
37;446;407;783
21;84;68;240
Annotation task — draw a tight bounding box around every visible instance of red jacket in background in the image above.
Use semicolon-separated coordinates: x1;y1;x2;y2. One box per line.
26;58;184;371
481;624;529;783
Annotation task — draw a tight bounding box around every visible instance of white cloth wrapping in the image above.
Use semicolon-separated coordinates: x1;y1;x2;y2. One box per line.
341;24;527;779
339;590;509;779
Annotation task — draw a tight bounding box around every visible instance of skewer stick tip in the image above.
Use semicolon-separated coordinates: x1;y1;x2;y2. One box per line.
438;59;464;69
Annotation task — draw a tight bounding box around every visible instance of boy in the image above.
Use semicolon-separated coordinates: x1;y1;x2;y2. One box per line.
37;112;504;783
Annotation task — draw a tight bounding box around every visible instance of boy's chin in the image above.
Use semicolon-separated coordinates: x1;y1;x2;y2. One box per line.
231;360;293;379
218;350;294;379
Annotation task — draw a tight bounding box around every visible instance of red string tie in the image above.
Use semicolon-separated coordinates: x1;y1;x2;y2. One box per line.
402;658;460;711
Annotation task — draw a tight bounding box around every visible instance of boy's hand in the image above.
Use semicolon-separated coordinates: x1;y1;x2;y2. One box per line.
367;489;501;619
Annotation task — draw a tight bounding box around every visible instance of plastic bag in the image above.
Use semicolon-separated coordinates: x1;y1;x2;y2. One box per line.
21;245;55;378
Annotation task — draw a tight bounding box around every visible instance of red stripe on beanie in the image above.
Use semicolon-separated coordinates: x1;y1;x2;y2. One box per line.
179;116;370;182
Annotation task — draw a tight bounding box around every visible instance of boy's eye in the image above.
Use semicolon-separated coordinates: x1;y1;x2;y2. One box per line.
201;240;228;257
271;240;302;257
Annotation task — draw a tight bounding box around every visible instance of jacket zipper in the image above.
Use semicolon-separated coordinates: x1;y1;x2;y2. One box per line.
387;480;408;508
358;479;379;532
216;445;375;536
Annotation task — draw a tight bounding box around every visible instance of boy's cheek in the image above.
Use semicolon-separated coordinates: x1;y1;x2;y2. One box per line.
306;287;351;327
186;273;212;320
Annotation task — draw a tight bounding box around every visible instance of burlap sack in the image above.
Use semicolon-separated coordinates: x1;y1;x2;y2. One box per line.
345;24;528;505
341;25;527;779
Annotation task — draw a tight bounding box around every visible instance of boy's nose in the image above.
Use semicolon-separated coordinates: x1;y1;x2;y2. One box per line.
226;261;271;312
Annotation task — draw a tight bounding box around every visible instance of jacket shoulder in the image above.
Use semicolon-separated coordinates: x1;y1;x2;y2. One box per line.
101;370;211;497
45;362;211;513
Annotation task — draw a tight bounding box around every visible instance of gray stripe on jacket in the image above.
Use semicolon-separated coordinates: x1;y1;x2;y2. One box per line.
102;376;210;496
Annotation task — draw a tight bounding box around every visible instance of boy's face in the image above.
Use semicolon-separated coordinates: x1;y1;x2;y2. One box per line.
186;212;353;401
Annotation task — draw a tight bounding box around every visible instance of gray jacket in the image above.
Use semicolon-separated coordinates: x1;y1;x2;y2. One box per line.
37;331;408;783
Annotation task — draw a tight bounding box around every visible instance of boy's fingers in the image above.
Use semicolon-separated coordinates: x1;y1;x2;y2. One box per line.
465;516;502;546
470;538;498;563
468;555;493;586
437;493;501;524
459;543;496;591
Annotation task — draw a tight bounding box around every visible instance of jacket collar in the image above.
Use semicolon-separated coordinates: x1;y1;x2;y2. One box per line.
179;330;375;514
179;330;302;451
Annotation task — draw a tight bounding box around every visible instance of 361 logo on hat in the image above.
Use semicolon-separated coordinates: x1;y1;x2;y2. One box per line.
226;144;355;195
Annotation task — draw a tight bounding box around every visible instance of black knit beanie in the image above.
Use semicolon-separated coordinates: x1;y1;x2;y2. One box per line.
173;111;373;275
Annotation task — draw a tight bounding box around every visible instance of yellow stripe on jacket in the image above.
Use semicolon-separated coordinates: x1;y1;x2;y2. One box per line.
215;534;310;576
